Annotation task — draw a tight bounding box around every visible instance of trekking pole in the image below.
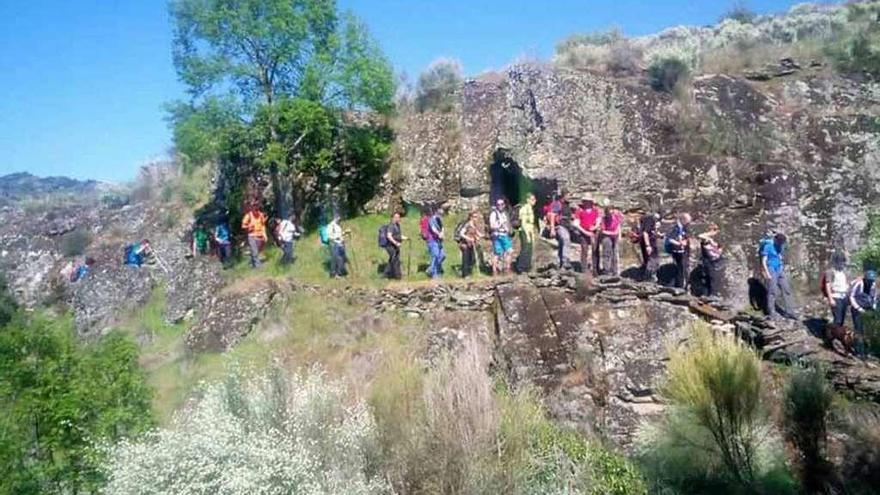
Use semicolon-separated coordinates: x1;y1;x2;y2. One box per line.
406;239;412;276
152;250;171;274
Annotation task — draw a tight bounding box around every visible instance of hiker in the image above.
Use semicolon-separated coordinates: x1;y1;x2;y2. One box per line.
698;223;725;296
241;203;268;269
214;216;232;266
380;211;406;279
327;213;347;278
638;210;661;282
277;213;302;265
574;196;600;275
821;250;850;327
191;222;210;257
489;198;513;275
598;201;622;276
424;205;446;278
550;190;574;269
456;210;484;278
515;193;537;273
124;239;153;267
665;213;691;289
761;231;797;320
849;269;877;358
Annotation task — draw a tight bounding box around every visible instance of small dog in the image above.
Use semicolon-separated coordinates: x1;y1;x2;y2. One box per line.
824;323;855;356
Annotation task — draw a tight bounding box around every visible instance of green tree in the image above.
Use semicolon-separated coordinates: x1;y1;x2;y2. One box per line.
415;57;463;112
0;314;153;494
169;0;395;216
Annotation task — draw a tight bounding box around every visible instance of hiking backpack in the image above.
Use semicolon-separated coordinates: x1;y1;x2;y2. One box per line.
453;220;468;243
378;224;390;248
318;224;330;245
215;224;230;244
510;206;522;230
123;243;141;266
419;216;431;241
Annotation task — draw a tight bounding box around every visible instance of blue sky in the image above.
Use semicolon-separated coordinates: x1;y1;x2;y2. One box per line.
0;0;822;183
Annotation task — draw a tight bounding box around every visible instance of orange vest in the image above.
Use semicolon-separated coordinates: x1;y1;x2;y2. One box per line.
242;211;267;240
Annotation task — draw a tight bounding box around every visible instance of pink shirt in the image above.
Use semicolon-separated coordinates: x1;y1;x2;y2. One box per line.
577;208;600;231
602;212;622;234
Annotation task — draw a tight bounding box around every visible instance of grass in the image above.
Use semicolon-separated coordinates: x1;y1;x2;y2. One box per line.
121;284;424;423
225;208;494;286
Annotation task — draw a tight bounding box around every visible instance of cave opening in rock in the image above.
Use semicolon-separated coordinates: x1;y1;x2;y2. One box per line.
490;149;526;207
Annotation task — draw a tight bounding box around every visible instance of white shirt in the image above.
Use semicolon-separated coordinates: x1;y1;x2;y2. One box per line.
327;221;343;243
830;270;848;299
490;209;510;235
278;219;297;243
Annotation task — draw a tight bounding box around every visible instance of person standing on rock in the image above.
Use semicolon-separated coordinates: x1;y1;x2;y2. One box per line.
191;222;210;257
550;190;574;270
698;223;725;296
490;198;513;275
458;210;483;278
849;269;877;358
599;199;622;276
639;210;661;282
277;213;301;266
214;215;232;267
665;213;692;290
761;231;797;320
425;206;446;279
574;196;600;275
383;211;406;280
516;193;537;273
821;249;850;327
327;212;348;278
241;203;268;269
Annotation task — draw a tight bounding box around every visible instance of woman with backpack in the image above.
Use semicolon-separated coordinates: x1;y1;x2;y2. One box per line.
821;250;850;327
698;223;725;296
849;269;877;358
379;211;406;280
456;211;484;278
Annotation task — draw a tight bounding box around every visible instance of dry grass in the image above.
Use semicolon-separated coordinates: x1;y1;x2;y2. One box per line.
700;39;827;75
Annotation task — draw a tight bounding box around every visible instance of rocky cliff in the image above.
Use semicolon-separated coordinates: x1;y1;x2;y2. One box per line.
394;64;880;307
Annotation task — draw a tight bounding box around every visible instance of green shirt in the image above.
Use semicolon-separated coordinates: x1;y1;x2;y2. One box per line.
519;204;536;241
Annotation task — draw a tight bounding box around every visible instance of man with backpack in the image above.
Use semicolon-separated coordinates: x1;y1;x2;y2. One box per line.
214;215;232;266
821;250;850;327
697;223;725;296
277;213;302;265
638;210;661;282
327;212;347;278
191;222;210;257
550;190;574;270
665;213;691;289
515;193;537;273
423;205;445;279
124;239;153;267
849;268;877;358
489;198;513;275
456;210;483;278
241;203;268;269
761;231;797;320
380;211;406;279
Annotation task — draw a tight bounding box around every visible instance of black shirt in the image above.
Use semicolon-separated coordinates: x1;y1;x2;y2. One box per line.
389;222;402;243
640;214;658;248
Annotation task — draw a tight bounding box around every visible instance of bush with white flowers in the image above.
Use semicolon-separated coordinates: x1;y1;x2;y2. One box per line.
102;367;389;495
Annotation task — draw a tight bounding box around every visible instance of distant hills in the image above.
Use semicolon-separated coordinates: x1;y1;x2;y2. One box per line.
0;172;104;204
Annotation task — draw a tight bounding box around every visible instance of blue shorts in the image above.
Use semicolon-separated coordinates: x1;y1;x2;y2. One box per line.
493;234;513;255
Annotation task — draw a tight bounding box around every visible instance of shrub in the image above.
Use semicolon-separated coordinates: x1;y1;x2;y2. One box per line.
721;2;758;25
554;28;644;75
61;228;92;257
415;58;463;113
648;56;689;92
102;366;390;495
827;2;880;75
836;403;880;494
636;323;795;493
784;364;837;492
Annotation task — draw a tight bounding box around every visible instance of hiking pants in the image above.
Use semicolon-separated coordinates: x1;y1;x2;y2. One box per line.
672;251;689;289
281;240;294;265
556;226;571;268
579;235;594;274
640;241;659;282
851;308;871;358
831;297;848;327
767;271;796;318
600;235;618;276
704;259;724;296
248;235;263;268
330;242;346;277
427;240;445;278
516;232;533;273
384;244;401;279
217;242;231;265
460;242;476;277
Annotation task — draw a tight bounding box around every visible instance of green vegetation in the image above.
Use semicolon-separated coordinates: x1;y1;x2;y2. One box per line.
828;1;880;76
648;56;689;93
836;403;880;495
554;28;643;76
168;0;396;221
784;364;837;493
60;228;92;257
636;323;796;494
415;58;464;112
720;2;758;25
0;311;153;494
